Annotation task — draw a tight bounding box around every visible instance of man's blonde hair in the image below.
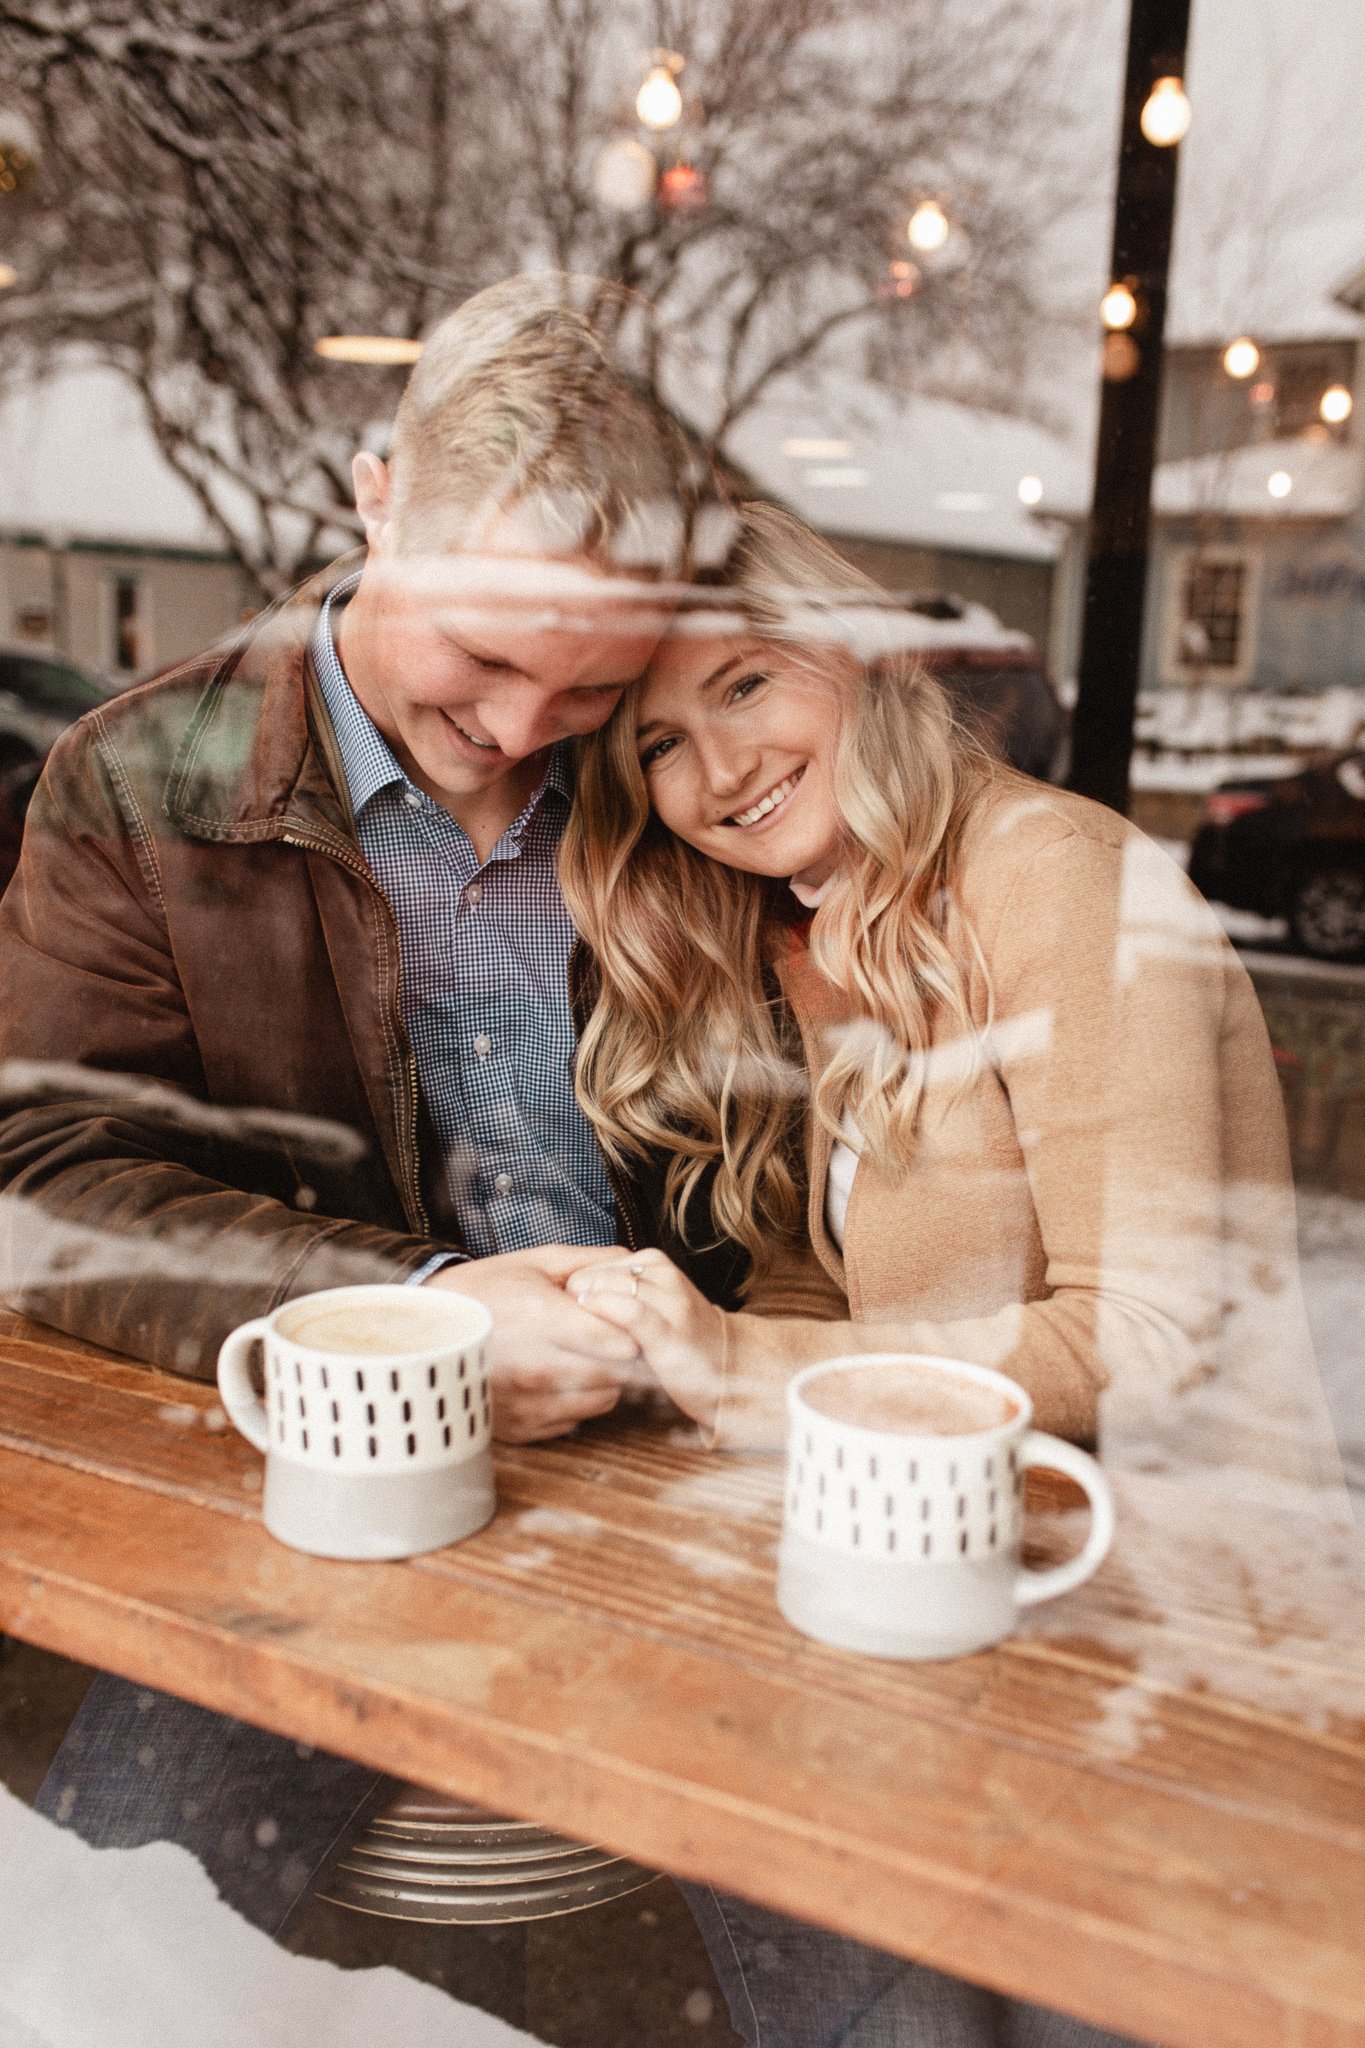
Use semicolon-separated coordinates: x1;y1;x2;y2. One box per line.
389;275;728;573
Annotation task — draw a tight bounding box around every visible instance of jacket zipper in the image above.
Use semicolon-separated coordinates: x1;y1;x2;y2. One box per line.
283;828;430;1240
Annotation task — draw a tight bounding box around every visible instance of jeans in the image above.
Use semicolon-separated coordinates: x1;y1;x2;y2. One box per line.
38;1675;1144;2046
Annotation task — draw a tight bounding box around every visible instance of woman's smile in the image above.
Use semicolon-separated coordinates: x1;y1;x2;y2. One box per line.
722;765;806;829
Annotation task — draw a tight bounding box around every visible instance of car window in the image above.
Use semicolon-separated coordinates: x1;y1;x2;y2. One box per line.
0;655;108;713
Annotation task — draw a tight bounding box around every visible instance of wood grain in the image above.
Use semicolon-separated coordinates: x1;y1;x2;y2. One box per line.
2;1312;1364;2048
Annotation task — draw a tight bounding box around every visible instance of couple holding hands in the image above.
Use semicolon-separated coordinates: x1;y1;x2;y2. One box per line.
0;274;1330;2045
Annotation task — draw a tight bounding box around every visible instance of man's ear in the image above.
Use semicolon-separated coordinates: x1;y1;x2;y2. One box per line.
352;452;393;549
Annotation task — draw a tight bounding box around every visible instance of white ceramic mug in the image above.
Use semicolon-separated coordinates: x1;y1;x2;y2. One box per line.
777;1353;1115;1660
216;1283;495;1560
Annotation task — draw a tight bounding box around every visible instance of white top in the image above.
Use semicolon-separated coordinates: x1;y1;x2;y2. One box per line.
824;1110;863;1249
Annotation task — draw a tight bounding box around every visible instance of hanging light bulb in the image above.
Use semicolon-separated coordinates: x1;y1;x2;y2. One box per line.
907;199;950;254
1223;337;1260;379
1100;282;1138;331
1267;470;1293;499
1320;384;1354;425
636;54;684;131
592;137;657;211
1017;475;1044;507
1139;76;1192;147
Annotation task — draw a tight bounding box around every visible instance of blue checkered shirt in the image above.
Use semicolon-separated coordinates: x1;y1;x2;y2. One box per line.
311;575;616;1259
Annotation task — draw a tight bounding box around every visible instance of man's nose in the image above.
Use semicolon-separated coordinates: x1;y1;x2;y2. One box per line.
477;692;561;761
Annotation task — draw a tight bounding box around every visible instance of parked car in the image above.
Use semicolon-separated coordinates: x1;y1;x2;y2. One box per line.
0;647;115;890
897;595;1065;782
1187;751;1365;961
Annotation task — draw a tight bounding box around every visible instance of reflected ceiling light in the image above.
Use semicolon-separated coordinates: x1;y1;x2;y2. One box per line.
315;335;423;365
1223;337;1260;379
1267;469;1293;499
782;437;852;459
907;199;950;253
592;137;657;210
1320;384;1353;425
1017;475;1044;506
1100;282;1138;331
806;466;871;487
1139;76;1192;147
636;54;684;131
0;262;16;289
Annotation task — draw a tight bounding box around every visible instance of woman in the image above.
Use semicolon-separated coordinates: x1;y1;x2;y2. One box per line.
561;505;1337;1504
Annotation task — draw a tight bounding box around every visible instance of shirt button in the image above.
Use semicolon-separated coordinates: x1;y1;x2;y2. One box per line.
403;787;423;810
494;1172;514;1194
465;882;484;906
473;1033;492;1056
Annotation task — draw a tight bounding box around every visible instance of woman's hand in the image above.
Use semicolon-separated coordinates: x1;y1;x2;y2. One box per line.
566;1247;726;1434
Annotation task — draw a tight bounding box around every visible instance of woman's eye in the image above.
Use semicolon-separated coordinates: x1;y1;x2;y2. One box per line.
640;735;680;770
730;672;767;703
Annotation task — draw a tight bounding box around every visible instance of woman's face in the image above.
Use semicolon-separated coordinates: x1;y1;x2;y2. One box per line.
635;628;849;883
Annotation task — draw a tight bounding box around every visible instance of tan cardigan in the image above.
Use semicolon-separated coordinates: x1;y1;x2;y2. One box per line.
713;776;1343;1509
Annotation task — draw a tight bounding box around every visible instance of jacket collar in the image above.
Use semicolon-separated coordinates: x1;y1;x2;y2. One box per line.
164;552;365;846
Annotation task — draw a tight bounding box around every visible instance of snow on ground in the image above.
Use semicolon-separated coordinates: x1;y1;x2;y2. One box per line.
1296;1187;1365;1518
0;1786;542;2048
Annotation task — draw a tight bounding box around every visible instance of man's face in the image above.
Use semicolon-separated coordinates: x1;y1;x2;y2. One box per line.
340;480;670;810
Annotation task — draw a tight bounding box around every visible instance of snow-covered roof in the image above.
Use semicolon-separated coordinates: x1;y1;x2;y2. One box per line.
0;361;226;551
1152;437;1364;521
727;378;1089;564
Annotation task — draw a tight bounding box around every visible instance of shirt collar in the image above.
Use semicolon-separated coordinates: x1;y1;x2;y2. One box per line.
311;571;574;828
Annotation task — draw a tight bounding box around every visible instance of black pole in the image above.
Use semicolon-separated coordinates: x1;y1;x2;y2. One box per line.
1066;0;1191;814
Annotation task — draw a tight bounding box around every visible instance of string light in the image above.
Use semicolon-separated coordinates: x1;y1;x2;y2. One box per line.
1017;475;1044;506
636;54;684;131
1320;384;1354;425
1139;77;1192;147
314;335;423;365
1101;282;1138;331
592;137;657;210
1223;337;1260;379
0;263;16;289
1267;470;1292;499
907;200;950;254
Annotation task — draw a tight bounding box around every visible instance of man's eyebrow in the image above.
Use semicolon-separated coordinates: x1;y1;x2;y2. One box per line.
637;653;748;741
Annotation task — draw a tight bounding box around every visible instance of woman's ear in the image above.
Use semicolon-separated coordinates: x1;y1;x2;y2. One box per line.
352;452;393;549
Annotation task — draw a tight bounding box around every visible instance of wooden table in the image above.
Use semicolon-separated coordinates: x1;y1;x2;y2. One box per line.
2;1311;1364;2048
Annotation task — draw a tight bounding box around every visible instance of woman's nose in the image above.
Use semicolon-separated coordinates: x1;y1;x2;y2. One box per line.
695;730;754;796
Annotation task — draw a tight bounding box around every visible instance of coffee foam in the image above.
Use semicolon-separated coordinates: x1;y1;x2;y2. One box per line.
279;1297;478;1357
802;1361;1019;1438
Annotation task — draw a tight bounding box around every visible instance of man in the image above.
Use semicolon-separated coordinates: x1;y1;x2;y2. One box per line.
0;274;747;1973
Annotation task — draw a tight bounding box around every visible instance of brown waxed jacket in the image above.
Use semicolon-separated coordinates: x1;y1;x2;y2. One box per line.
0;556;746;1378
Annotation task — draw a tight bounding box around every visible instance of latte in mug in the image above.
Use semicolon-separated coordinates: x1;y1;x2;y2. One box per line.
278;1295;469;1358
802;1359;1020;1437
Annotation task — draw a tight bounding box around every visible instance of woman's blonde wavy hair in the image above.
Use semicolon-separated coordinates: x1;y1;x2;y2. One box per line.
560;502;994;1275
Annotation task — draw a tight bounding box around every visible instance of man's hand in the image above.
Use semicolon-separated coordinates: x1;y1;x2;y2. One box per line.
426;1246;643;1442
566;1246;725;1435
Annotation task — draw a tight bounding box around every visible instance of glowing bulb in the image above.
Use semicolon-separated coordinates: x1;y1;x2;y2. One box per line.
1223;337;1260;379
1017;475;1044;507
592;137;657;210
1320;384;1353;425
1267;470;1292;499
0;262;16;289
907;200;950;253
1140;76;1192;147
1101;282;1138;331
314;335;423;365
636;63;683;131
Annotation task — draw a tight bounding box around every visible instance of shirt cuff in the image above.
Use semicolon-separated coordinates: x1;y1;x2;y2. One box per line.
405;1251;468;1287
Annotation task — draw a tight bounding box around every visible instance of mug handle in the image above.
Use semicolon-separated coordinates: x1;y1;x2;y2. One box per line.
216;1318;272;1453
1013;1432;1115;1608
